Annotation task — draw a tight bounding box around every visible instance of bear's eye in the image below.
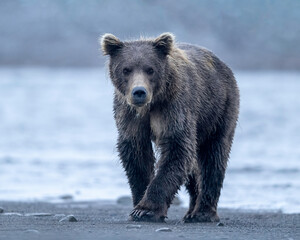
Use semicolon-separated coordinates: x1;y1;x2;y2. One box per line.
146;68;154;75
122;68;131;75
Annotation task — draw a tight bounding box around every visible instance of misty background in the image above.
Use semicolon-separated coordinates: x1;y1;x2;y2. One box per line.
0;0;299;213
1;0;299;69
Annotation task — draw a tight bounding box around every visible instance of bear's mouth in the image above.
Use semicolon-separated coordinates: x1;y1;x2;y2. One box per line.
132;99;147;107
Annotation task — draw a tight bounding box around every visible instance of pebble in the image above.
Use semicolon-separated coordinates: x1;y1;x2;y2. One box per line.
24;213;52;217
0;207;4;213
116;196;132;206
24;229;40;234
59;194;73;200
126;224;142;229
59;215;78;222
2;212;23;216
217;222;225;227
155;227;172;232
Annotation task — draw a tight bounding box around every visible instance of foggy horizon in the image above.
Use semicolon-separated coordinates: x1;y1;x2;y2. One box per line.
1;0;299;70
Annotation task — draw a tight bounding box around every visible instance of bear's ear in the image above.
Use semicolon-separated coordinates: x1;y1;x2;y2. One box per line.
153;32;175;55
100;33;124;56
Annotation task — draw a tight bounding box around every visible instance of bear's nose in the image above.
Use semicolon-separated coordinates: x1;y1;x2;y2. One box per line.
132;87;147;102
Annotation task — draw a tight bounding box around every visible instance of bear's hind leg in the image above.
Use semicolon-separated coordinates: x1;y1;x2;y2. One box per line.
183;174;199;221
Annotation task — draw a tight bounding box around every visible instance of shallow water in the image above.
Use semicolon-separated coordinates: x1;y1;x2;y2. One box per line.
0;68;299;213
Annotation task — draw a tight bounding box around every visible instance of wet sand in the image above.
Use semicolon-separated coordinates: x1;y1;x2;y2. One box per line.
0;201;299;240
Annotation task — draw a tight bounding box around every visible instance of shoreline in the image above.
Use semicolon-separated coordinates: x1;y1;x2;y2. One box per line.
0;201;299;240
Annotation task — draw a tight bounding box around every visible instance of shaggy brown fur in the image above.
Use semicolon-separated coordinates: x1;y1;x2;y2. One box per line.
100;33;239;222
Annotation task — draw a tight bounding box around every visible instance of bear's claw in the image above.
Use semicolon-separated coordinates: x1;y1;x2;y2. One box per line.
129;209;166;222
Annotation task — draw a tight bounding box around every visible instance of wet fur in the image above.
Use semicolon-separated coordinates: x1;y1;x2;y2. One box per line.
101;33;239;222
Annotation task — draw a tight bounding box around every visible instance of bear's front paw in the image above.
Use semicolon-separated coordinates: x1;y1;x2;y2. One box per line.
129;209;165;222
129;205;167;222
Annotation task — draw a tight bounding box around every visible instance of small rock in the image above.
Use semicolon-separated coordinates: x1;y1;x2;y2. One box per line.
155;227;172;232
59;215;78;222
116;196;132;206
217;222;225;227
24;229;40;234
3;212;23;216
0;207;4;213
24;213;52;217
60;194;73;200
126;224;142;229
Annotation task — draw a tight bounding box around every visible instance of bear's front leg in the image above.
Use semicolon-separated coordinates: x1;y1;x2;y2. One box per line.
130;132;195;222
118;136;155;206
184;133;229;223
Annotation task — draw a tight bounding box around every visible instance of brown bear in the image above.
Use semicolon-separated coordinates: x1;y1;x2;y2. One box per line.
100;33;239;222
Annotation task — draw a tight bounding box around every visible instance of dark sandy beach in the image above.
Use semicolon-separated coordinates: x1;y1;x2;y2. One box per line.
0;200;299;240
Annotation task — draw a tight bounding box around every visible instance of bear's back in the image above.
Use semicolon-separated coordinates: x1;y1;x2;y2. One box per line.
177;43;237;93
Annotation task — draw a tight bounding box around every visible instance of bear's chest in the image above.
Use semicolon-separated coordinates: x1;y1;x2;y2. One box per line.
150;112;166;140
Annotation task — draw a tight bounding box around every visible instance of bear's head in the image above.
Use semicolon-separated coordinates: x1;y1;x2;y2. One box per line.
100;33;175;108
